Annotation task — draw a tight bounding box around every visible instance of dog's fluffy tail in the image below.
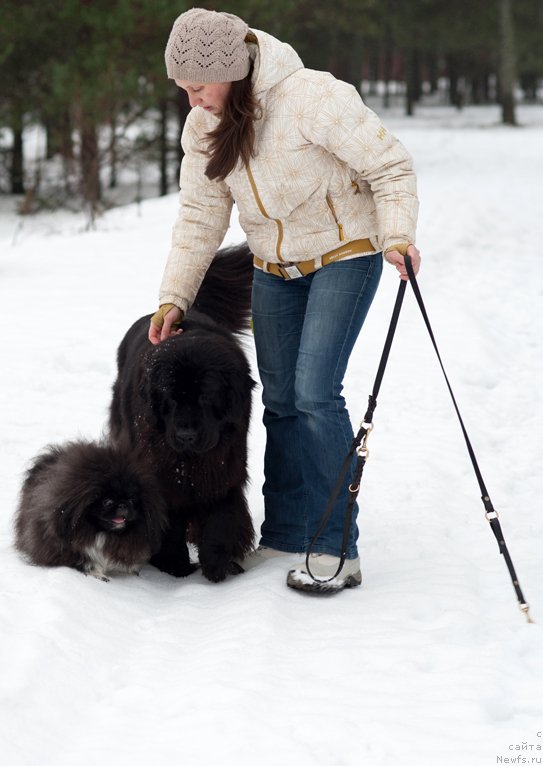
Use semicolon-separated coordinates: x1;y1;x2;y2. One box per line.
192;242;254;333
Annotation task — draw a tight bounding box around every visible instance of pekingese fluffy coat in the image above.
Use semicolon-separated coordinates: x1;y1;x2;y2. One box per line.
14;440;168;581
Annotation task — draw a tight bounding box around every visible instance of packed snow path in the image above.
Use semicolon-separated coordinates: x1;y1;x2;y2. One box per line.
1;105;542;766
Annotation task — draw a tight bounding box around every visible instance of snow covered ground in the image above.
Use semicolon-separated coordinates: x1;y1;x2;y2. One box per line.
1;104;542;766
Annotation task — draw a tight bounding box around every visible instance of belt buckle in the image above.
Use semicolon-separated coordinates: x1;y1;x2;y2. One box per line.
280;263;304;279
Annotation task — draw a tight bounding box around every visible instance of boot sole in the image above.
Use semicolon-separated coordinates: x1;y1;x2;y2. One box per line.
286;569;362;595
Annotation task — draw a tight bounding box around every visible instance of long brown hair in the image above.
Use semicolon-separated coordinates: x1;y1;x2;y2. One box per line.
204;61;260;181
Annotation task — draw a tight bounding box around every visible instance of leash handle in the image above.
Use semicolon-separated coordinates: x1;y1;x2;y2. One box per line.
403;255;532;623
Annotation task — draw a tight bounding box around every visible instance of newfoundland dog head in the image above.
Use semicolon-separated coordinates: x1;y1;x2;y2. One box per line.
142;323;254;455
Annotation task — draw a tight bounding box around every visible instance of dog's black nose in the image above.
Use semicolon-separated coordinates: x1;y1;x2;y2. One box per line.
175;428;197;448
114;500;136;521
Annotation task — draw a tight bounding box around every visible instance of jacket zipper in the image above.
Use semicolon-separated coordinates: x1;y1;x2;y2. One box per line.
326;195;345;241
245;163;284;262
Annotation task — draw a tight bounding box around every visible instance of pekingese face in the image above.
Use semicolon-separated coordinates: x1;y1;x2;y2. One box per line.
85;477;142;533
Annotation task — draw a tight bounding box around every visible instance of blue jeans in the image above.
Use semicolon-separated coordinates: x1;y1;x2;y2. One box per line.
251;253;383;558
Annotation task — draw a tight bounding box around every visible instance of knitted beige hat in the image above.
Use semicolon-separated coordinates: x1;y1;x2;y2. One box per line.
165;7;250;83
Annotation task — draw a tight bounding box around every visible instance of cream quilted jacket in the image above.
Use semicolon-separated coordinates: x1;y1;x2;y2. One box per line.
160;29;419;313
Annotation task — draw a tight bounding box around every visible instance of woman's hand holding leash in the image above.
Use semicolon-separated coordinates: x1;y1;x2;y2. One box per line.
385;244;421;280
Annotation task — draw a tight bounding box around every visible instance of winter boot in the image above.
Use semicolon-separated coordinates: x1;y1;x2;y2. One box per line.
286;554;362;594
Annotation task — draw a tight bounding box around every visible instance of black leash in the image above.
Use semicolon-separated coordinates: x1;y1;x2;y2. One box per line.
305;277;407;582
307;256;533;623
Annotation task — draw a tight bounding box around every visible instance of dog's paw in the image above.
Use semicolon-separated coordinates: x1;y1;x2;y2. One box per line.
200;559;229;583
86;570;110;582
151;554;198;578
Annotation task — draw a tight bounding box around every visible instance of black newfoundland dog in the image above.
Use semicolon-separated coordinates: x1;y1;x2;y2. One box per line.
109;243;256;582
14;439;168;581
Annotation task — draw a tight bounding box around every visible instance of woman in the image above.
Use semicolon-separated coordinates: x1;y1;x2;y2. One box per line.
149;8;421;594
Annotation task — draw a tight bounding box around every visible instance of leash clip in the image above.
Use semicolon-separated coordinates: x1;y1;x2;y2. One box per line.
356;422;373;458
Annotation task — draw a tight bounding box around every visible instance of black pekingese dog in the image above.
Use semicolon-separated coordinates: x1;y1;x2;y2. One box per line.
14;439;168;581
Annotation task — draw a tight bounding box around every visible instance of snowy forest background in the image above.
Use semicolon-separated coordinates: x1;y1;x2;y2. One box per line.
1;0;543;220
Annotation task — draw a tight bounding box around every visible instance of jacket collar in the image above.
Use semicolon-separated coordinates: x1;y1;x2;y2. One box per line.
248;29;304;96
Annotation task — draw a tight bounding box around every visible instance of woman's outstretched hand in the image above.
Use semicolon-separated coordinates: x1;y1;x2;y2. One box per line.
148;305;184;345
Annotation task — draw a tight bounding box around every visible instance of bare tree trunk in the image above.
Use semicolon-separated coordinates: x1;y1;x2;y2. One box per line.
59;111;75;161
382;41;393;109
176;91;191;183
10;115;25;194
159;98;168;197
11;128;25;194
44;119;58;160
520;74;537;102
447;55;464;109
80;117;102;221
44;110;74;161
499;0;517;125
109;113;118;190
427;53;439;95
405;49;420;116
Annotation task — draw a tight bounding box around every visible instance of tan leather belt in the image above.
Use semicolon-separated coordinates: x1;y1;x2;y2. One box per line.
253;238;376;279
